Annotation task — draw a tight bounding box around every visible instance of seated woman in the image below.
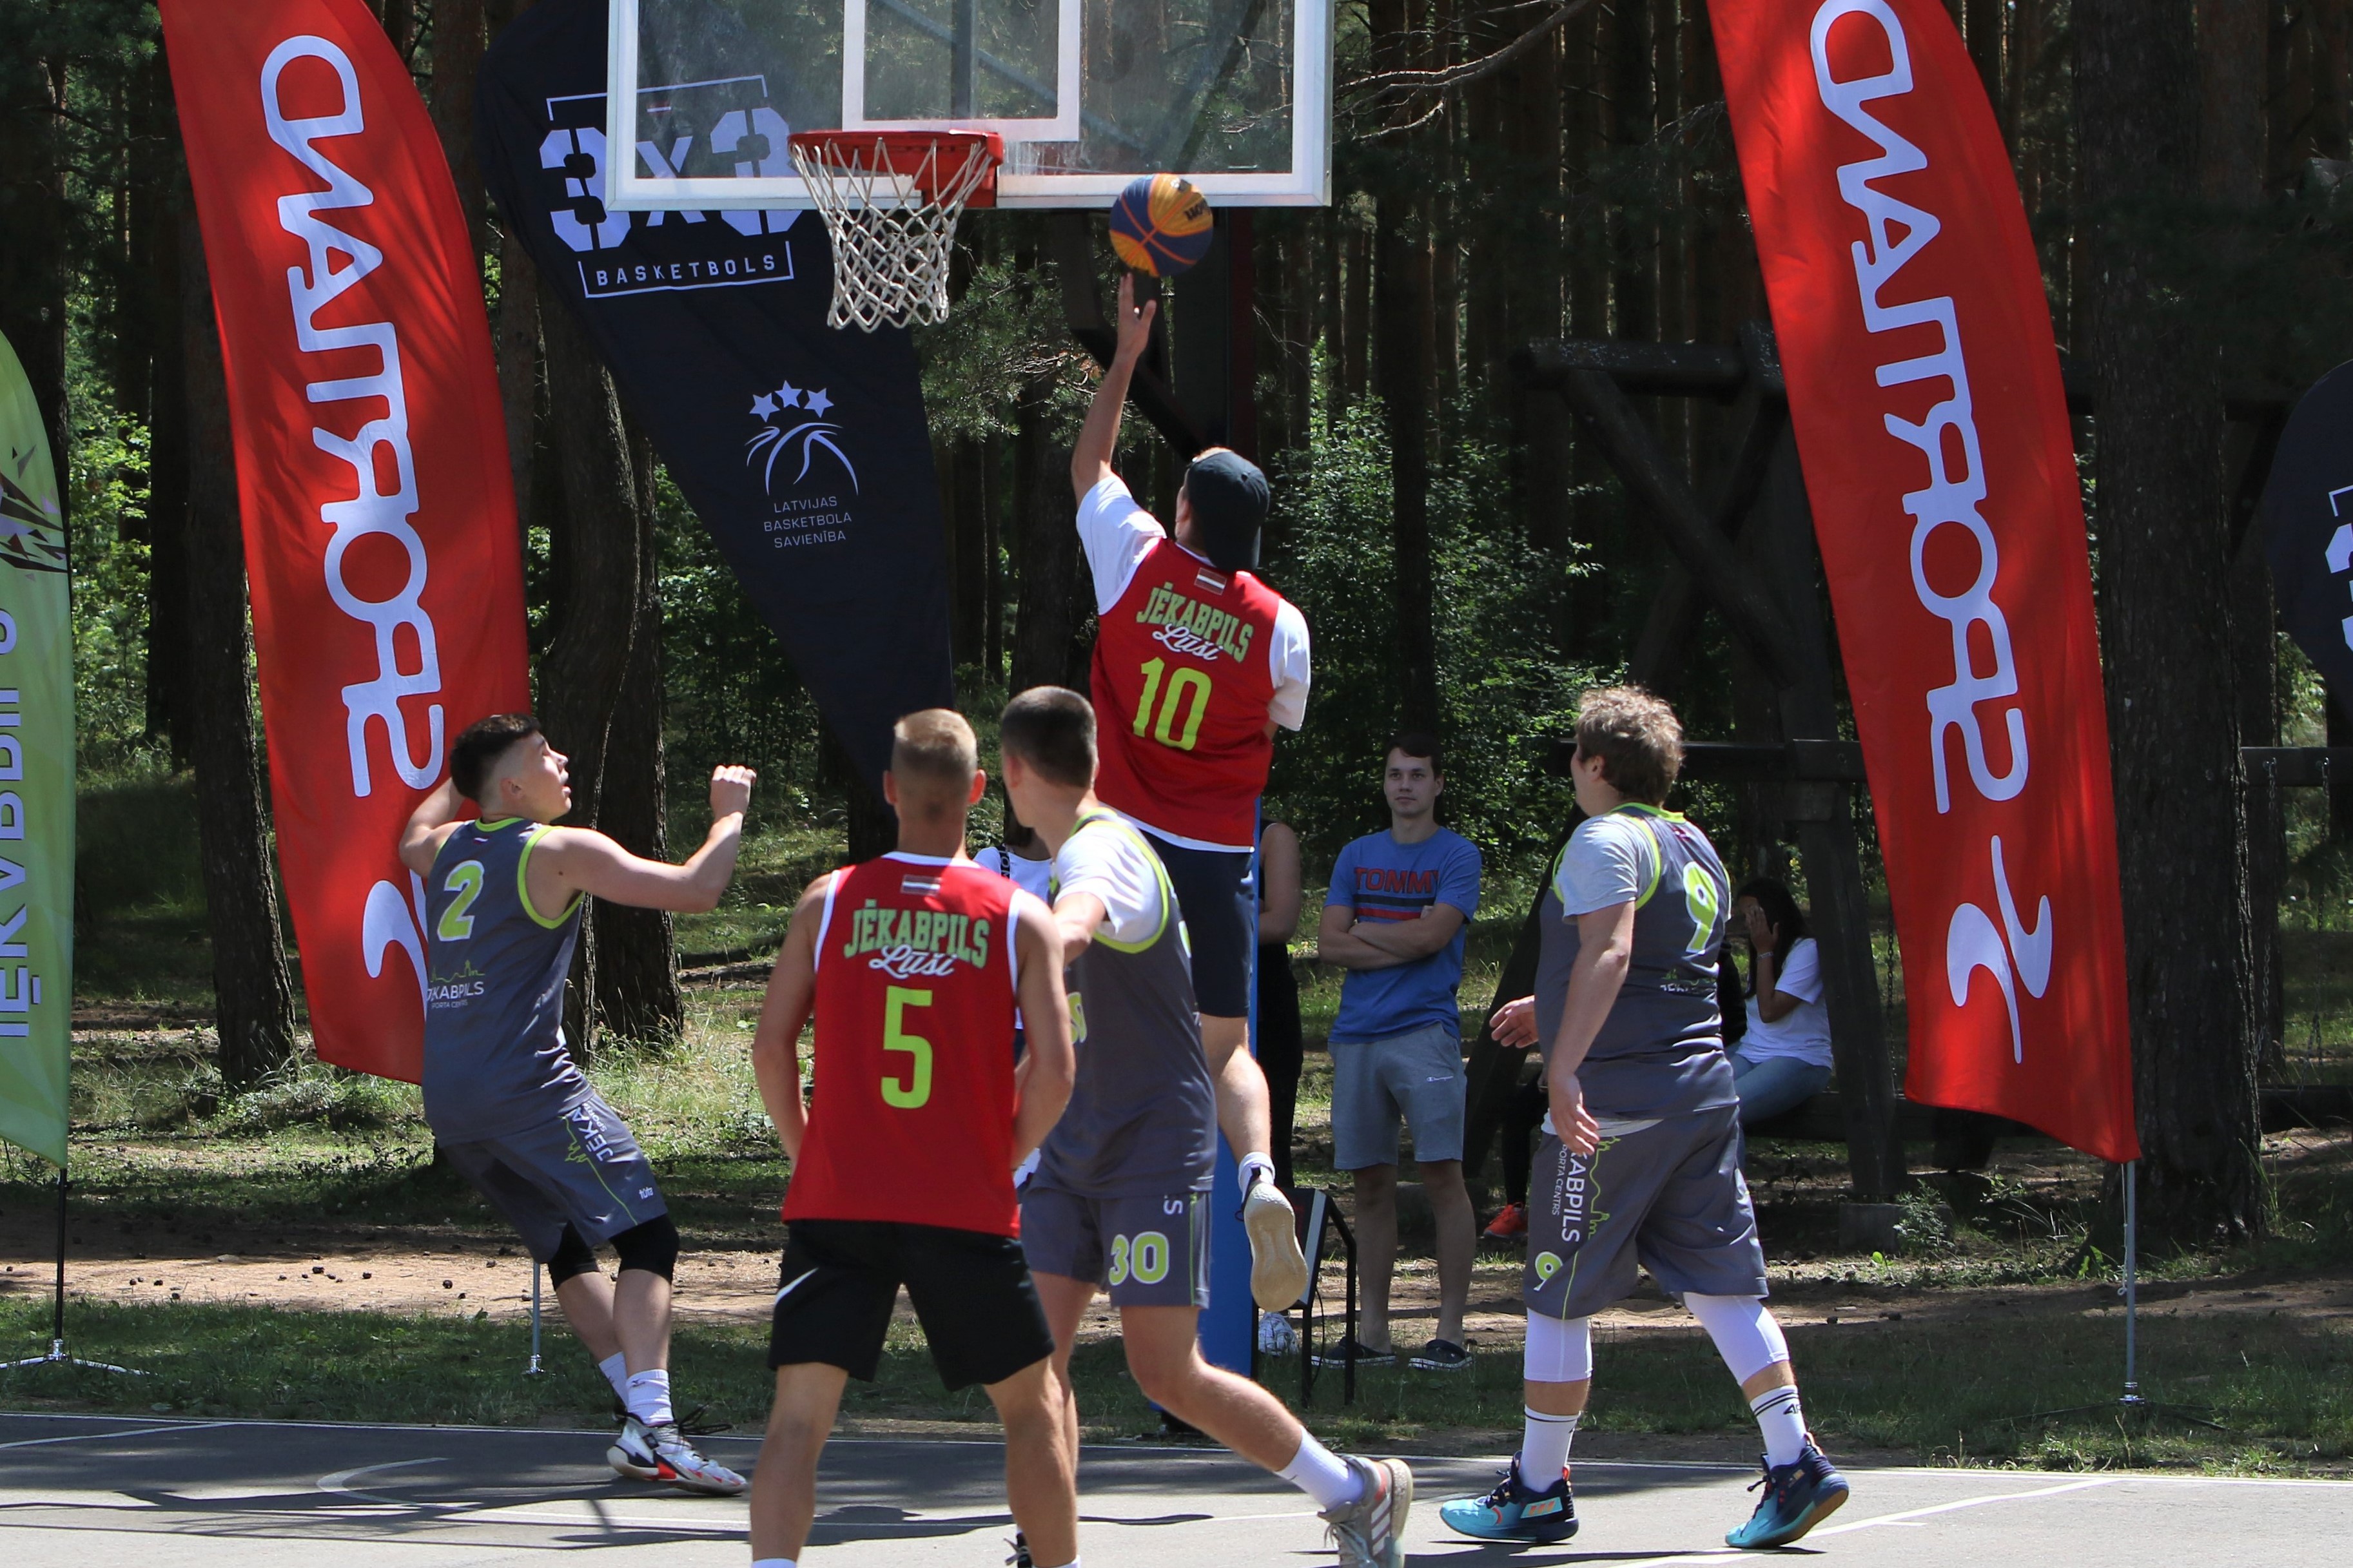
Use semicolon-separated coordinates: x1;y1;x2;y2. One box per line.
1728;878;1835;1126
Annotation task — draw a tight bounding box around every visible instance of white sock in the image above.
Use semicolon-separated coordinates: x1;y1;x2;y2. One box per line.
624;1368;674;1426
598;1351;630;1400
1041;1560;1080;1568
1238;1152;1278;1194
1277;1431;1362;1510
1751;1384;1807;1467
1516;1407;1579;1487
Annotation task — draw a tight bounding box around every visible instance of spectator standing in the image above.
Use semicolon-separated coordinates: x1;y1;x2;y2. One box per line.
1314;736;1483;1371
1726;878;1833;1126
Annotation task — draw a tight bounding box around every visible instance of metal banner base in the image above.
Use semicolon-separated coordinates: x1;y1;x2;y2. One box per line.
2029;1161;2221;1431
9;1175;148;1379
524;1262;549;1375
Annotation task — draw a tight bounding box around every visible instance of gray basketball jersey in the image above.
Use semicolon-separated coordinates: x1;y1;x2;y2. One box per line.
1534;806;1737;1119
1033;811;1218;1197
420;818;592;1141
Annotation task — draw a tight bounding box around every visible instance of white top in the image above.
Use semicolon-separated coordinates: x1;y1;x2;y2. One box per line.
1739;936;1832;1068
1076;475;1312;731
974;844;1055;905
1050;820;1167;946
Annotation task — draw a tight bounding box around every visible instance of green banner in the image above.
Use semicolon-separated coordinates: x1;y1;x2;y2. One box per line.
0;330;72;1168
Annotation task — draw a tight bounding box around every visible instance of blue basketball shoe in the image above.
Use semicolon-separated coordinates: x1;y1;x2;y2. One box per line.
1725;1440;1849;1549
1438;1461;1577;1544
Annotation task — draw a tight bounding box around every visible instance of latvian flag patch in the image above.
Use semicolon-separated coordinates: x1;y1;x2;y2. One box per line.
1195;567;1227;595
899;873;944;898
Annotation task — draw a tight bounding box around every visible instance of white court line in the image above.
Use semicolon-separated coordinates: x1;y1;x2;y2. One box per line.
1596;1476;2126;1568
0;1420;233;1451
317;1457;448;1506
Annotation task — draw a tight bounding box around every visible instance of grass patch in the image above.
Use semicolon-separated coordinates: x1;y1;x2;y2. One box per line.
6;1290;2350;1472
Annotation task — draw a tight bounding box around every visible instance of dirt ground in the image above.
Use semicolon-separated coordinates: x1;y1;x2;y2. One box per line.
8;1199;2353;1357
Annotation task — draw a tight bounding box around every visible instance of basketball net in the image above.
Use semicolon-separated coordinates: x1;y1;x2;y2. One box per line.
788;130;1003;332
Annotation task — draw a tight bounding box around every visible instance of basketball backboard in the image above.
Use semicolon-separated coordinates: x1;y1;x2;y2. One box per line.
604;0;1333;211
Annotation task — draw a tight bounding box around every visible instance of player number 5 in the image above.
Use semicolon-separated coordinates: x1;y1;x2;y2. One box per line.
882;985;934;1108
1132;657;1212;752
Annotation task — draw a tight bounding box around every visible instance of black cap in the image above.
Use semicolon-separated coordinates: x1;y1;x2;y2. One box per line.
1182;449;1270;572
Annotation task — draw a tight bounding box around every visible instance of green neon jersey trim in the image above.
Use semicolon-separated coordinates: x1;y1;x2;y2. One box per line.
516;824;582;929
1070;809;1173;954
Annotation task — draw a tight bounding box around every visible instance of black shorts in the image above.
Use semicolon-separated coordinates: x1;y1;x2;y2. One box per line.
1140;829;1255;1017
768;1219;1055;1390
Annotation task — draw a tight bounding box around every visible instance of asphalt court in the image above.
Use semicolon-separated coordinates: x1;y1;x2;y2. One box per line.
0;1410;2345;1565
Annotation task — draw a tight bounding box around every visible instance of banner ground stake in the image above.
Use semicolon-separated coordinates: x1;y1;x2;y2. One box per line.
8;1175;145;1377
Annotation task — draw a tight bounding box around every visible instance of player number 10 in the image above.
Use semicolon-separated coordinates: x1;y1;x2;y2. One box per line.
882;985;934;1108
1133;658;1212;751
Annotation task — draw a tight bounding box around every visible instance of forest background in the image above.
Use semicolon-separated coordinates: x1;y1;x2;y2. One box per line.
4;0;2353;1252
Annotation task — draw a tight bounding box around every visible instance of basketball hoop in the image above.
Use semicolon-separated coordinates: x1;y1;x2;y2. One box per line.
788;129;1004;332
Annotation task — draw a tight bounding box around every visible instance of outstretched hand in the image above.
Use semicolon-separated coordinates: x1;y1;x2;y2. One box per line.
1112;272;1157;365
1490;995;1539;1049
710;764;756;820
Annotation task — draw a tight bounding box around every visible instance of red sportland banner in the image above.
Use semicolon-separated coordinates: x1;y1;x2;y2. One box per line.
163;0;529;1082
1710;0;2137;1161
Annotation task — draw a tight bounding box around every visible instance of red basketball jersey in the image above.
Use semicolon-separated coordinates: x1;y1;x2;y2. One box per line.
784;855;1024;1236
1091;537;1287;849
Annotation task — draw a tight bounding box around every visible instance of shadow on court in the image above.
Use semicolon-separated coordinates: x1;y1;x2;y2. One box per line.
0;1410;2345;1566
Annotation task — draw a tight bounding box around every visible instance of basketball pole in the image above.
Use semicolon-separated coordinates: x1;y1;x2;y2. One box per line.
7;1170;145;1376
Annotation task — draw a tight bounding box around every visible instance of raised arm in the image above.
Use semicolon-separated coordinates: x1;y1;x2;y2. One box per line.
1069;273;1156;503
398;778;467;876
533;765;754;914
1009;896;1075;1165
750;871;833;1162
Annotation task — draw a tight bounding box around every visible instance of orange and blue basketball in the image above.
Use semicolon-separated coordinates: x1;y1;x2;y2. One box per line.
1109;173;1214;278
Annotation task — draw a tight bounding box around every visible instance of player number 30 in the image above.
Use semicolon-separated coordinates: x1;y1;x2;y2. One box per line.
1107;1230;1170;1286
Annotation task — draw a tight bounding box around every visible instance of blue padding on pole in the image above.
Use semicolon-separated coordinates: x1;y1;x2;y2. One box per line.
1198;813;1264;1376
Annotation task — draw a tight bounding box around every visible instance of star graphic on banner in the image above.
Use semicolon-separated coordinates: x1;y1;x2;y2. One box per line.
750;392;777;419
805;388;833;417
777;380;805;409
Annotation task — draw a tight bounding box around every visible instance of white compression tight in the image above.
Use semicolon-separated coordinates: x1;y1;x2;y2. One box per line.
1683;1293;1791;1384
1523;1310;1593;1384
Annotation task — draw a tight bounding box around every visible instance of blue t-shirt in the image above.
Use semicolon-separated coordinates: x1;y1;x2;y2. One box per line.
1327;828;1483;1043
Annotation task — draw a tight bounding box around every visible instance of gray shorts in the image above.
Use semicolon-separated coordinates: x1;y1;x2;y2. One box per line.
439;1090;668;1261
1019;1184;1211;1308
1525;1104;1766;1321
1331;1022;1467;1170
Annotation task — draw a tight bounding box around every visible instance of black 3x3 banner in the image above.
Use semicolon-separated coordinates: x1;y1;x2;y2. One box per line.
478;0;953;789
2264;362;2353;702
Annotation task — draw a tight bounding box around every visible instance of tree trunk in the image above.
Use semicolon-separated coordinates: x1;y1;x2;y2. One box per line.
177;211;299;1089
146;153;191;764
1008;376;1087;699
1371;0;1440;734
428;0;491;256
2076;0;2263;1243
0;59;70;527
495;233;541;528
592;423;682;1044
536;298;647;1052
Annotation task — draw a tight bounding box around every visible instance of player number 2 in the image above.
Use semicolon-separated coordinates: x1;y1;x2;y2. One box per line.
1108;1230;1169;1286
437;860;485;942
882;985;934;1108
1132;658;1212;751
